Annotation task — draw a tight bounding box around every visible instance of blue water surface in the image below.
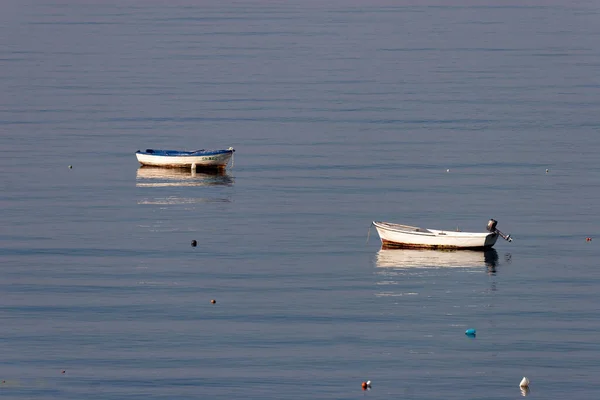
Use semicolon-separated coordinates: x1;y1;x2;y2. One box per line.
1;1;600;399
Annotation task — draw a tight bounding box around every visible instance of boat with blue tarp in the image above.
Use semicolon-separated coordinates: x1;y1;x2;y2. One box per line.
135;147;234;170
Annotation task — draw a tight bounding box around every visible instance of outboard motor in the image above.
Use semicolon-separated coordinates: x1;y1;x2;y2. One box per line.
486;218;512;242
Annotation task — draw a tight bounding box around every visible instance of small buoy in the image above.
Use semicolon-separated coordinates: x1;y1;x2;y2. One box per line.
68;165;72;169
586;237;592;242
361;380;371;390
519;377;529;388
191;240;197;247
465;328;476;336
446;169;450;172
61;370;66;374
545;169;549;173
210;299;216;304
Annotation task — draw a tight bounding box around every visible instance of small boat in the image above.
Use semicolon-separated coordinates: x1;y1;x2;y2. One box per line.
135;147;235;170
371;219;512;250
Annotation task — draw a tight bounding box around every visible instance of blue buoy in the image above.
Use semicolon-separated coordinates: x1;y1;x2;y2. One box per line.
465;328;476;337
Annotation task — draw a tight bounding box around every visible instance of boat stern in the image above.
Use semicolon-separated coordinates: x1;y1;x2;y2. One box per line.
484;232;499;248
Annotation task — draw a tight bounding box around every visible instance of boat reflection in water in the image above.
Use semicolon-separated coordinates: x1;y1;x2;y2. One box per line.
376;248;499;269
136;166;233;188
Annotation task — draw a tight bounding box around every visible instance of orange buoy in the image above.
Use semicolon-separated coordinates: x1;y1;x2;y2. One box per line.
361;380;371;390
210;299;216;304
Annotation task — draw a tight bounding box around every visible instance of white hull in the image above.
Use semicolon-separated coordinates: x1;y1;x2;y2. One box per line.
136;152;233;168
373;221;498;250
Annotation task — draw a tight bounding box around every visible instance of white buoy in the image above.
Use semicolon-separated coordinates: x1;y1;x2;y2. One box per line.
545;169;549;173
519;377;529;388
446;169;450;172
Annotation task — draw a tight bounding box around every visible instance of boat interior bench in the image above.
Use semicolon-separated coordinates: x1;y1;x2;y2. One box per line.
384;223;433;234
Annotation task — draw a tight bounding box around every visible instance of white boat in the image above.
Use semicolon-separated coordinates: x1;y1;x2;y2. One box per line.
371;219;512;250
376;248;499;269
135;147;235;169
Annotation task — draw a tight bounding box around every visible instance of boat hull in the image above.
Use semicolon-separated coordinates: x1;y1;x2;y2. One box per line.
135;149;234;169
373;221;498;250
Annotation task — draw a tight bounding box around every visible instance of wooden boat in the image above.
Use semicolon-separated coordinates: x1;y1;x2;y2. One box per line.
371;219;512;250
135;147;234;169
376;248;499;269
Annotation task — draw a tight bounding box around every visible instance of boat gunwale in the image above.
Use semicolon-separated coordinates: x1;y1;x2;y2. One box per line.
373;221;435;236
136;148;234;157
373;221;495;238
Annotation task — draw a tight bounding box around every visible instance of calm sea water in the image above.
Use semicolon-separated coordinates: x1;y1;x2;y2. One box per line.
2;1;600;399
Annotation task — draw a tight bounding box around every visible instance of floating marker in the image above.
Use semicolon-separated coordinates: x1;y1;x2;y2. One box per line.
210;299;216;304
361;380;371;390
191;240;197;247
519;377;529;388
465;328;476;336
545;169;549;173
446;169;450;172
68;165;73;169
